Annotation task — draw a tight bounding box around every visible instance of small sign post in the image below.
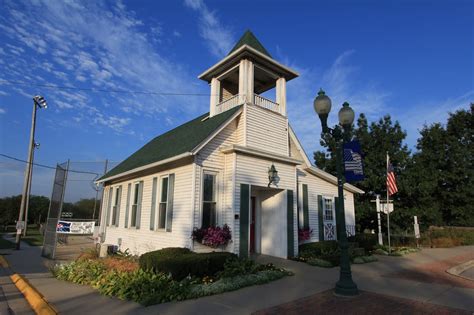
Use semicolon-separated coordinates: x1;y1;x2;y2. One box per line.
414;216;420;248
16;221;25;234
376;195;383;245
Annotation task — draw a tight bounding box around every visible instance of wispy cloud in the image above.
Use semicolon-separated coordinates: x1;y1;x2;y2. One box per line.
396;90;474;148
0;0;205;134
184;0;234;58
286;50;391;158
0;108;6;114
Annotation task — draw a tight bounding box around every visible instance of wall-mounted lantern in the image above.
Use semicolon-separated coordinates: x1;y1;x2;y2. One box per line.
268;164;278;187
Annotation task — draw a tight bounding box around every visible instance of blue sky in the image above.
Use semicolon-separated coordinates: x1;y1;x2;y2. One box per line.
0;0;472;199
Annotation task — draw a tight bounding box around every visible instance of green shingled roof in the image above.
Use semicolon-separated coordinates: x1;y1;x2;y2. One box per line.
100;106;242;181
228;30;272;58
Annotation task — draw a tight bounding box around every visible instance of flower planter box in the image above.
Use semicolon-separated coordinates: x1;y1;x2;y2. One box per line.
192;241;232;253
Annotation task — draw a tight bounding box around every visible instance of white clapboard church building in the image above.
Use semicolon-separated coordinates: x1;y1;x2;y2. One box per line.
97;31;363;259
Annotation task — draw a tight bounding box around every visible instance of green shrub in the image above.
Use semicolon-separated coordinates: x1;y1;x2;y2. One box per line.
373;248;388;255
187;270;290;299
348;234;377;252
353;257;365;264
361;255;378;263
429;227;474;247
54;259;106;285
306;258;333;268
389;251;403;256
139;248;236;280
383;235;417;247
54;253;291;306
219;257;258;278
351;247;366;258
299;241;339;259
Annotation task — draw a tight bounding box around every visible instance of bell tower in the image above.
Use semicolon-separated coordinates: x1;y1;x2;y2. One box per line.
199;30;299;117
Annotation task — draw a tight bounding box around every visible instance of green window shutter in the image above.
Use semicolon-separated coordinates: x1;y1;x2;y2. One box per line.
239;184;250;258
317;195;324;241
106;187;113;226
124;184;131;228
150;178;157;230
287;190;294;258
166;174;175;232
115;186;122;227
302;184;309;230
136;181;144;229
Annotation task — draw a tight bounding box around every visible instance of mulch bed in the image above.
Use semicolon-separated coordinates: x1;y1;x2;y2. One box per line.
385;252;474;289
253;290;470;315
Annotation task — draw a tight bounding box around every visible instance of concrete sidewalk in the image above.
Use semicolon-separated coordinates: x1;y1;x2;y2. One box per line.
3;242;474;314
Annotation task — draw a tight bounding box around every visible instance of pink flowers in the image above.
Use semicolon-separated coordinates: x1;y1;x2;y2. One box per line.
298;228;313;241
192;224;232;248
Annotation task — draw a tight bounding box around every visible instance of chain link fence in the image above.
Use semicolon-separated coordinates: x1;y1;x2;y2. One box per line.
42;160;117;260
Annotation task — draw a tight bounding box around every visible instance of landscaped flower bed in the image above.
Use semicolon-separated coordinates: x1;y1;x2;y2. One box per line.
53;247;292;306
296;240;378;268
191;224;232;248
373;245;421;256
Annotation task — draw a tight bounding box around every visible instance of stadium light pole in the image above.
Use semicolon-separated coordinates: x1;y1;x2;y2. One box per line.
16;95;47;250
313;89;358;296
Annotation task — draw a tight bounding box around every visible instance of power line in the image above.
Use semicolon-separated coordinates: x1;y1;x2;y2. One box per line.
0;153;100;175
0;79;214;96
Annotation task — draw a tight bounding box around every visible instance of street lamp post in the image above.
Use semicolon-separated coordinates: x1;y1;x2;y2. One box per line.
313;89;358;296
16;95;47;250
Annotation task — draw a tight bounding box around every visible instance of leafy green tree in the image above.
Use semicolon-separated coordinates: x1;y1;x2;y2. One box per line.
0;195;50;225
314;114;411;233
409;104;474;228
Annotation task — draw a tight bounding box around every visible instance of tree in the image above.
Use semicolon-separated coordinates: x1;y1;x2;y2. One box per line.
409;104;474;228
314;114;411;233
0;195;50;225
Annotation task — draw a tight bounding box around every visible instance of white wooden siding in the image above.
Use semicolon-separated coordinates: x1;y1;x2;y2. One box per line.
234;154;297;256
245;104;288;155
103;163;193;255
297;168;356;243
193;117;240;251
289;135;306;162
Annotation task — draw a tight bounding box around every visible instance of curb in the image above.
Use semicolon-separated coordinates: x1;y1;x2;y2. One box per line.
10;273;58;315
0;255;9;268
2;258;58;315
446;259;474;280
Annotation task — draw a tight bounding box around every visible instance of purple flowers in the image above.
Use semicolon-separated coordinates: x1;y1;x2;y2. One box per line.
192;224;232;248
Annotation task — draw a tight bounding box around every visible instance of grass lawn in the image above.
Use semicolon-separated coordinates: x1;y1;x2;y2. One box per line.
22;226;44;246
0;236;15;249
1;225;44;247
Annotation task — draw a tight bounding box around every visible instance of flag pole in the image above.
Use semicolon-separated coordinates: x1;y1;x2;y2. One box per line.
386;152;391;253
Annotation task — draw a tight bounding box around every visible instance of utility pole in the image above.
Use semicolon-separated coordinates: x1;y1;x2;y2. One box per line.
23;144;37;237
16;96;47;250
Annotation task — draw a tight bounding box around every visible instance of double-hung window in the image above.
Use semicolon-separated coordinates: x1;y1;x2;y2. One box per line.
158;177;169;229
130;182;140;227
202;172;217;229
111;187;120;226
323;197;334;221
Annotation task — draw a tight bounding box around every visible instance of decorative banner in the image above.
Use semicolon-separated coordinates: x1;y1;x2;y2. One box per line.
56;221;95;234
343;140;364;182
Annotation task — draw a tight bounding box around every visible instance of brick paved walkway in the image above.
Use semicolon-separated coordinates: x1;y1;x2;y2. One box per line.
253;290;471;315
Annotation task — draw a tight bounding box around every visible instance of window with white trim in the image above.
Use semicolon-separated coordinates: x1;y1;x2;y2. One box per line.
111;187;120;226
323;197;334;221
202;172;217;229
158;176;169;229
130;182;140;227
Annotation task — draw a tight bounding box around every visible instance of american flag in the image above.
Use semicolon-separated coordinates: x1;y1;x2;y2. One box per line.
386;155;398;196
